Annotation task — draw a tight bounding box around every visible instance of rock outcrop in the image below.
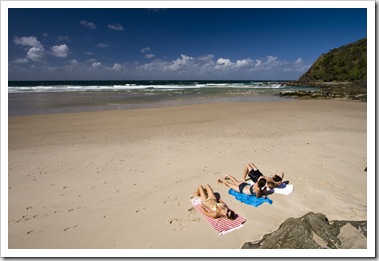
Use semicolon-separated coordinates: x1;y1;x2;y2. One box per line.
242;212;367;249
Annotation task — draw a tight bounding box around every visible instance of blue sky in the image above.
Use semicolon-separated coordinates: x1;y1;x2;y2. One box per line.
8;7;367;81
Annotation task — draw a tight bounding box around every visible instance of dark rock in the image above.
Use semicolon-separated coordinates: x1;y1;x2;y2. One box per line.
242;212;366;249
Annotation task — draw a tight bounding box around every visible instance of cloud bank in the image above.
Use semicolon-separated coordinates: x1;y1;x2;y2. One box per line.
9;36;311;80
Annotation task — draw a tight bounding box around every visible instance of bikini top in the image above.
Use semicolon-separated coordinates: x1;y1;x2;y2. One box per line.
206;197;226;212
211;202;226;212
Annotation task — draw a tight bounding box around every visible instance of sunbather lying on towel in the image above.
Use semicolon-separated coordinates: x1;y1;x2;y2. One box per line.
242;162;284;190
192;184;236;220
218;175;267;198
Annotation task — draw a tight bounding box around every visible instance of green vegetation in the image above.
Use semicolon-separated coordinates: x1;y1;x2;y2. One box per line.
299;38;367;83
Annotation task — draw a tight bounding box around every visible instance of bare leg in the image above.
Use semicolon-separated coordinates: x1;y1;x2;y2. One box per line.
192;189;200;198
242;163;257;181
205;184;216;199
225;175;241;185
197;185;208;206
218;178;241;193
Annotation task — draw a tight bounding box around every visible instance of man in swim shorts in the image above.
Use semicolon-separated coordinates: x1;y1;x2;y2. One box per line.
242;162;284;190
242;162;263;182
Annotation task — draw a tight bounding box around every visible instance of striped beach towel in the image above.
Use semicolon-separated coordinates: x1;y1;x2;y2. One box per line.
190;197;246;236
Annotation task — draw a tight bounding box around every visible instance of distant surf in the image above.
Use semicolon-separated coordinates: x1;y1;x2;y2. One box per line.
8;80;319;116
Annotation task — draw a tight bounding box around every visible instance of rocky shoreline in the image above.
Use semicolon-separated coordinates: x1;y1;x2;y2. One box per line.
278;81;367;102
242;212;367;249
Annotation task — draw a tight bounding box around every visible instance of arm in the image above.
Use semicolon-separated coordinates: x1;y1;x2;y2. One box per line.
200;207;218;218
261;187;268;198
253;184;264;198
219;199;227;206
275;172;285;186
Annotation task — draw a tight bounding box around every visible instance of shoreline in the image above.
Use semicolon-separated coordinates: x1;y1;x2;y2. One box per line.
7;99;368;250
8;92;292;117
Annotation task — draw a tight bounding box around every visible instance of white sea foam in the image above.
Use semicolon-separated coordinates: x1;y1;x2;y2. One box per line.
8;81;289;93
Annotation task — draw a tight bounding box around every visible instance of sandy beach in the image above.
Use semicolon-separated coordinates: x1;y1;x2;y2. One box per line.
7;99;368;253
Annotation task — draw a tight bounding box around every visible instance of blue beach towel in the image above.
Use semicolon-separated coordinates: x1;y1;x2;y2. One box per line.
228;189;273;207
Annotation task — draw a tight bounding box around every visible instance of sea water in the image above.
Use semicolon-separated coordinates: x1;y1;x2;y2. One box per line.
8;80;319;116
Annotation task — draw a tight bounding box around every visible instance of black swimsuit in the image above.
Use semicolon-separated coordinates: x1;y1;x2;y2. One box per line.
248;169;263;183
238;183;255;195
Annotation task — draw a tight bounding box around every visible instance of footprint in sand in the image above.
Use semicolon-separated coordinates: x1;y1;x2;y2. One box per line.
27;229;43;235
135;208;146;214
167;218;187;231
32;214;48;219
187;207;200;222
16;215;31;223
164;196;182;206
167;207;200;231
63;225;79;232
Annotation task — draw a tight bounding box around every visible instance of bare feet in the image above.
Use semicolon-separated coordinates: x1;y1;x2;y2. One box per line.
191;191;200;199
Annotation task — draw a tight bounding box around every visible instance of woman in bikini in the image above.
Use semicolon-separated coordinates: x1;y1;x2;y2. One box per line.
218;175;267;198
193;184;236;220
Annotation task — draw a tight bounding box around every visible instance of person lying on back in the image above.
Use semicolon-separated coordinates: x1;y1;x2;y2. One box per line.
218;175;267;198
241;162;284;190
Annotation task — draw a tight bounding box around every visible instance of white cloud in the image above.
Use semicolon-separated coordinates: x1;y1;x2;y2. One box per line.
108;24;124;31
12;58;29;64
141;47;151;53
87;58;97;63
69;59;79;65
165;54;194;71
92;62;101;69
141;47;155;59
26;47;44;61
295;58;303;64
50;44;69;58
144;54;155;59
131;54;311;79
110;63;123;71
235;59;253;68
13;36;43;48
267;56;278;63
198;54;214;62
80;20;96;29
97;43;108;48
9;51;312;80
216;58;233;67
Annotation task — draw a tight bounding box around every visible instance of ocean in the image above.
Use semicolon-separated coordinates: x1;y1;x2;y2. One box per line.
8;80;319;116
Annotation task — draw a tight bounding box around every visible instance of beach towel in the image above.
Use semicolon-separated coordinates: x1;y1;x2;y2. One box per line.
228;189;273;207
270;182;294;195
247;181;294;195
190;197;246;236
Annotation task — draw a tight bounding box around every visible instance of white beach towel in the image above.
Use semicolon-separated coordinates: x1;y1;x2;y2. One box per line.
247;181;294;195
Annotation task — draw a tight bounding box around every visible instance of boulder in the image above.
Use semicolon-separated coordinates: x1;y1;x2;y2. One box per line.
242;212;366;249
